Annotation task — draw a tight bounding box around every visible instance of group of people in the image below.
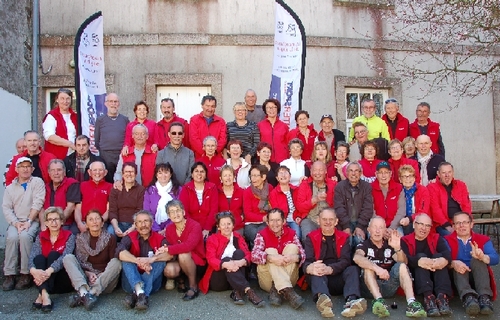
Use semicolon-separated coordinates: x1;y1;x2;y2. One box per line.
1;89;498;318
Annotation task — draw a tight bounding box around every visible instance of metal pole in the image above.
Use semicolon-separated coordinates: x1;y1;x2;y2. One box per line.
32;0;39;130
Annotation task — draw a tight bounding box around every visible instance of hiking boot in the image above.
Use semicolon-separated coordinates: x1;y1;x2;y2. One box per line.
68;293;82;308
478;294;494;315
15;274;31;290
135;293;149;311
123;293;137;309
269;284;282;306
372;298;390;318
423;294;440;317
82;293;97;311
462;294;480;315
2;275;15;291
246;288;265;308
280;287;304;309
316;293;334;318
406;300;427;317
230;290;245;305
341;297;367;318
436;293;452;315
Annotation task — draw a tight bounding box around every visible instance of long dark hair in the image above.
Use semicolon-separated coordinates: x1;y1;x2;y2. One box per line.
148;163;181;196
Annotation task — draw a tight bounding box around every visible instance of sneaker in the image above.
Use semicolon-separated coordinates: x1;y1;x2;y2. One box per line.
372;298;390;318
82;293;97;311
123;293;137;309
135;293;149;311
246;288;265;308
436;293;452;315
15;274;32;290
2;275;15;291
463;294;480;315
423;294;440;317
341;297;367;318
280;287;304;309
478;294;494;315
269;284;282;306
165;279;175;290
230;290;245;305
68;293;82;308
316;293;334;318
406;301;427;318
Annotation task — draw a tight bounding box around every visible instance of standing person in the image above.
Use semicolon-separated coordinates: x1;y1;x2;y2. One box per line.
349;122;369;162
245;89;266;123
189;95;227;159
310;141;337;180
410;102;445;157
63;135;106;182
197;136;225;185
402;136;417;158
410;135;445;186
287;110;318;162
258;98;289;163
280;138;310;187
2;157;45;291
387;139;420;184
94;93;129;180
156;98;190;150
349;99;390;142
3;138;26;187
382;98;410;141
316;114;346;159
218;165;245;235
255;142;280;187
226;102;260;164
122;101;158;155
398;165;430;235
43;88;77;160
358;141;382;183
333;142;350;181
225;140;251;189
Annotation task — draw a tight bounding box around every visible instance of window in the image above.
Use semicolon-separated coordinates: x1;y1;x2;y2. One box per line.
345;88;389;136
45;88;77;113
156;86;212;121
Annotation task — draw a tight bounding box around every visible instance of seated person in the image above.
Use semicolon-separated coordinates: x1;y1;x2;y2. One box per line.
303;207;367;318
280;138;309;186
199;211;265;307
445;212;499;315
63;209;121;310
251;208;305;309
225;140;252;189
116;210;169;311
358;141;381;183
63;135;106;182
398;165;430;235
353;217;426;318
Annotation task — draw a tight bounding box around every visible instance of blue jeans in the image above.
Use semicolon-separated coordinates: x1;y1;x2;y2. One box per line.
121;261;166;296
107;222;133;236
349;222;366;248
436;226;452;237
286;221;301;240
360;262;404;299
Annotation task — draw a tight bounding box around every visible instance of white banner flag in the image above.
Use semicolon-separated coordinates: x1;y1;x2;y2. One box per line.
269;0;306;129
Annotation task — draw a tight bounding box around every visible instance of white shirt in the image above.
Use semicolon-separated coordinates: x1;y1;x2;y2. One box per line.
43;113;77;156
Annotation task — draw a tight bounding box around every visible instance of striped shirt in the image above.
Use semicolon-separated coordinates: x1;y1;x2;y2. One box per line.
226;120;261;158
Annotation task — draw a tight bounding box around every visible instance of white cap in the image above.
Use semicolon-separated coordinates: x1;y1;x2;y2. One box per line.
15;157;32;166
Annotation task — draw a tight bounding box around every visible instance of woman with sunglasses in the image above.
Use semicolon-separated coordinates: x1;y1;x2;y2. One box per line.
199;211;265;307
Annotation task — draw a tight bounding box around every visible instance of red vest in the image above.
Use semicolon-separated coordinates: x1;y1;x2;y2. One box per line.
308;229;349;260
402;232;439;256
317;130;336;159
44;177;79;225
80;179;112;220
43;107;78;160
372;180;403;228
122;145;157;187
409;119;440;154
259;226;296;255
382;113;409;141
39;229;72;257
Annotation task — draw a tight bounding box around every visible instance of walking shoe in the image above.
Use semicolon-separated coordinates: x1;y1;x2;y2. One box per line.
123;293;137;309
269;284;282;306
69;293;83;308
82;293;98;311
165;279;175;290
280;287;305;309
372;298;390;318
423;294;440;317
406;301;427;318
2;275;15;291
436;293;452;315
14;274;31;290
478;294;494;315
316;293;334;318
462;293;480;315
135;293;149;311
246;288;265;308
230;290;245;305
341;297;367;318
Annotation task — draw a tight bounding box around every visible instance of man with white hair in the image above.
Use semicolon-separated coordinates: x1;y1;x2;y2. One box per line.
410;134;444;186
244;89;265;123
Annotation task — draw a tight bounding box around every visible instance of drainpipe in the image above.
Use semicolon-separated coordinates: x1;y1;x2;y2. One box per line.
32;0;39;130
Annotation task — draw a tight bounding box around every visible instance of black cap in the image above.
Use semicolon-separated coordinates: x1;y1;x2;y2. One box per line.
376;161;391;171
320;114;334;122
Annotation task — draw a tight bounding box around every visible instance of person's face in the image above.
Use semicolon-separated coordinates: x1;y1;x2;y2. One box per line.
367;219;386;243
277;168;291;185
320;119;334;133
362;101;376;118
192;165;206;183
15;161;34;180
56;92;72;112
413;215;432;240
75;138;90;156
404;142;416;156
267;211;284;234
416;105;430;123
86;212;104;233
363;144;377;160
311;163;326;183
347;164;361;185
399;170;416;189
315;145;327;161
88;162;107;183
132;127;148;146
289;143;303;159
202;99;216;118
168;206;185;224
16;140;26;154
257;147;271;162
354;126;368;143
105;94;120;116
296;113;309;128
319;210;338;235
168;126;184;147
220;169;234;186
384;102;399;120
244;91;257;108
135;214;152;237
336;146;348;162
161;100;175;120
218;217;234;237
156;168;172;185
437;164;454;186
203;139;217;157
265;102;278;118
376;168;392;186
122;165;137;184
135;104;148;120
45;212;62;231
228;144;242;159
389;143;403;160
49;162;65;185
250;169;266;188
234;106;247;121
453;214;473;238
416;137;431;155
25;133;41;153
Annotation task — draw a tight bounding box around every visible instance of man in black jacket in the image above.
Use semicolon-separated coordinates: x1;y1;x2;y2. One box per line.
63;135;107;182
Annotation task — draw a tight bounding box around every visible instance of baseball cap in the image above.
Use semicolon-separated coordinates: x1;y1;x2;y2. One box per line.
16;157;32;166
320;114;334;122
376;161;391;171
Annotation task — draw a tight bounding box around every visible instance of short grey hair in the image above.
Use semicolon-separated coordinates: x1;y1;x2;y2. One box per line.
48;159;66;171
166;199;185;215
347;161;363;173
132;123;148;136
133;210;153;223
44;206;64;222
203;135;217;147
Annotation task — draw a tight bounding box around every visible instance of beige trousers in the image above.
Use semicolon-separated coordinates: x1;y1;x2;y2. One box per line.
4;222;39;275
257;244;300;292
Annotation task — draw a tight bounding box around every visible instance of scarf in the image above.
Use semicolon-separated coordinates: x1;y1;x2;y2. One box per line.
75;153;90;182
75;229;111;274
155;181;173;225
251;181;270;211
403;184;417;218
417;150;433;186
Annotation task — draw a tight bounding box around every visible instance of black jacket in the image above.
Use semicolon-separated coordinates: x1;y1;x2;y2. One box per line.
63;152;108;182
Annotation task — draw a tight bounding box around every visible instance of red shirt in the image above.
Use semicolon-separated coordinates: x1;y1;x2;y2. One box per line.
189;113;227;159
197;154;225;185
80;179;112;220
287;124;318;162
258;118;289;163
124;118;158;148
156;114;190;149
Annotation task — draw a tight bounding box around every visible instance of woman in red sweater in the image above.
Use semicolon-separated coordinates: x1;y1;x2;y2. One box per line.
358;140;382;183
122;101;158;156
218;165;244;234
257;99;289;163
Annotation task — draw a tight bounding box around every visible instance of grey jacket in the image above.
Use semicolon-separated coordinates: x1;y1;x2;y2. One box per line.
334;179;373;230
156;144;194;185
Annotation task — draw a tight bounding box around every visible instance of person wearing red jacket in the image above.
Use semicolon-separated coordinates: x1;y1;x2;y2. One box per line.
156;98;190;150
257;98;289;163
398;165;430;235
382;98;410;141
409;102;445;157
122;101;158;155
388;139;420;184
286;110;318;162
189;95;226;159
295;161;336;241
197;136;225;185
427;162;471;236
316;114;346;161
217;165;244;233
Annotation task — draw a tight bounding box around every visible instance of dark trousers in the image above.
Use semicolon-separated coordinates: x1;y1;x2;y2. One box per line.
100;150;121;183
209;249;249;292
453;258;493;299
309;265;361;300
33;251;73;294
413;253;453;296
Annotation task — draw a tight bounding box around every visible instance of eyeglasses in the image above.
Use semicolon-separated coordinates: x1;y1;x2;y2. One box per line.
234;109;247;112
385;98;398;104
216;211;233;219
400;175;415;179
414;221;432;229
46;218;61;223
354;130;367;135
135;220;151;225
17;165;32;169
454;220;471;226
106;100;119;103
267;106;278;109
170;131;183;136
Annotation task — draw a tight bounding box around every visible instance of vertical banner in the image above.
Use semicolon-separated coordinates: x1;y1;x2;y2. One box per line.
74;11;106;154
269;0;306;129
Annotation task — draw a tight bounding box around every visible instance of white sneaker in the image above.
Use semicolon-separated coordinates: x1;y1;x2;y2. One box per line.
165;279;175;290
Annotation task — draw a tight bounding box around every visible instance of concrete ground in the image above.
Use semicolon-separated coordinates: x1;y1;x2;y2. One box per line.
0;249;498;319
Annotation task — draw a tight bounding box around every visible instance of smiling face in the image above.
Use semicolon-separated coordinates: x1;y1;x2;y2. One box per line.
86;211;104;234
122;165;137;184
362;100;376;118
233;105;247;121
354;125;368;144
389;143;403;160
24;132;41;155
156;168;172;185
218;216;234;238
320;118;334;134
416;105;430;124
135;104;148;121
56;91;72;112
134;213;153;237
399;169;416;189
88;161;107;183
384;102;399;120
311;161;327;183
203;138;217;157
319;209;338;236
167;205;185;224
267;211;284;235
363;144;377;160
105;93;120;116
244;90;257;108
202;99;216;118
48;161;65;186
265;102;278;118
161;100;175;120
437;164;454;186
228;143;242;159
16;139;26;154
257;147;271;163
413;214;432;240
276;168;291;185
220;168;234;186
191;165;207;183
289;142;303;159
336;146;348;162
403;141;416;157
347;163;361;185
453;213;473;238
250;168;266;188
168;124;184;148
132;126;148;147
45;211;62;232
416;135;432;156
367;217;386;243
15;160;34;182
296;113;309;129
376;168;392;187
